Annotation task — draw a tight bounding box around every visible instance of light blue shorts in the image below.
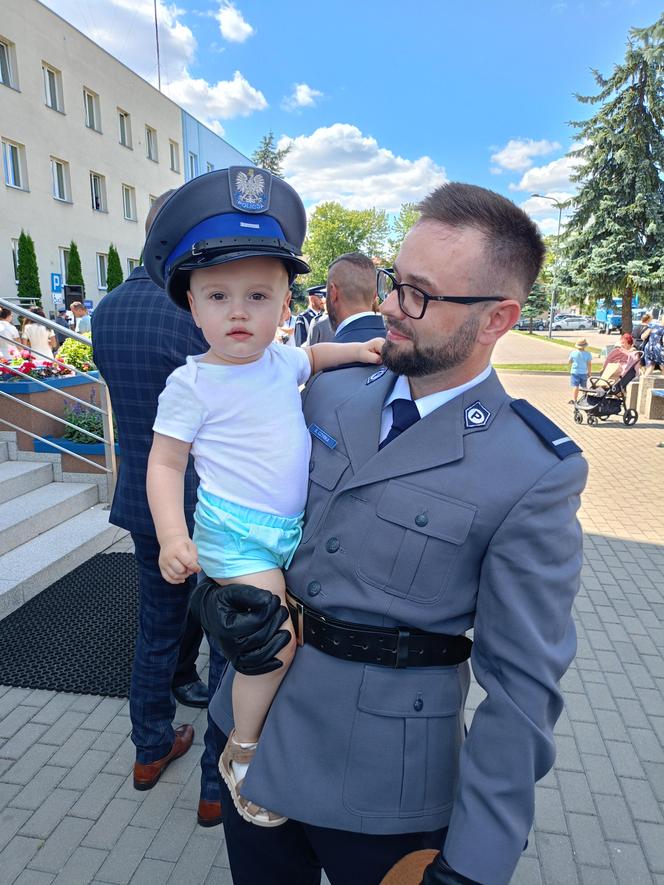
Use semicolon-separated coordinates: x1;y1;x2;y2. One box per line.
193;489;304;579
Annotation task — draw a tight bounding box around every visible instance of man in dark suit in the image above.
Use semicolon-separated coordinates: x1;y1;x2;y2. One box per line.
92;193;223;827
326;251;386;343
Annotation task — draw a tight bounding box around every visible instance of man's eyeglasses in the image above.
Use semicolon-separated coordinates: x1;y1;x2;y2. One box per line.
376;268;507;320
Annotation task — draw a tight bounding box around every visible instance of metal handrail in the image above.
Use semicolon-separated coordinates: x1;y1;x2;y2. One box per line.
0;297;117;503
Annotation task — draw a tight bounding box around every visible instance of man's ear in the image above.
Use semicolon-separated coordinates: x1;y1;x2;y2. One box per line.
187;291;201;328
477;300;521;345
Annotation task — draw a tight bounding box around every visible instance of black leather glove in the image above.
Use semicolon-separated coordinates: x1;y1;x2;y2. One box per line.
421;855;481;885
190;578;291;676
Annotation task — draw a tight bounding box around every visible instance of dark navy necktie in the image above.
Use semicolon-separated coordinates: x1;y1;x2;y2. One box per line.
379;398;421;449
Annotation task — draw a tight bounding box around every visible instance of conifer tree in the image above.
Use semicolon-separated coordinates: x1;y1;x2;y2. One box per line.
16;231;42;307
251;131;292;177
106;244;123;292
563;14;664;333
66;241;85;289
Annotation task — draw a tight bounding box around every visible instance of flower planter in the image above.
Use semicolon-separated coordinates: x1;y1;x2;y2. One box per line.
0;371;101;455
33;434;120;474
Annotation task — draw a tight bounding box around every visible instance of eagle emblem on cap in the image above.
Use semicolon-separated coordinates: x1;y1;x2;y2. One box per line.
233;168;268;211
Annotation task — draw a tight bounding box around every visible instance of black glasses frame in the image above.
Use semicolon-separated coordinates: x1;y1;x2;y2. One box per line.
376;268;507;320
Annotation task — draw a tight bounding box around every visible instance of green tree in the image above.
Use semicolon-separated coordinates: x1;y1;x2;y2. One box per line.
388;203;420;262
16;230;42;307
106;244;123;292
563;13;664;334
520;282;550;332
66;241;85;289
303;202;389;284
251;131;292;177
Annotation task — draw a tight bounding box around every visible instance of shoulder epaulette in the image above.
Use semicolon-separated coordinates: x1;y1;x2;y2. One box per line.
510;399;582;460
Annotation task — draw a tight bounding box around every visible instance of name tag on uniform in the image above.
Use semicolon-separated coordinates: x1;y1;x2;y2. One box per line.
309;423;337;449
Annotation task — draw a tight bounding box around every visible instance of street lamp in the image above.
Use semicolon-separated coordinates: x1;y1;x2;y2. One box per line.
532;193;564;338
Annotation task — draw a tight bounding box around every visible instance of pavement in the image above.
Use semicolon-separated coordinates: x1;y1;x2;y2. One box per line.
493;328;614;365
1;367;664;885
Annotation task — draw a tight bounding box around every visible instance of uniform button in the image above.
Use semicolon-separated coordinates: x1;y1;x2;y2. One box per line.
415;513;428;527
413;697;424;712
307;581;321;597
325;537;340;553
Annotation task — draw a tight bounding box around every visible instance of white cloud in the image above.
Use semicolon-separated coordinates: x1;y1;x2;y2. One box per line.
519;192;574;217
510;154;579;193
42;1;267;134
281;83;323;111
279;124;447;212
490;138;560;173
216;2;255;43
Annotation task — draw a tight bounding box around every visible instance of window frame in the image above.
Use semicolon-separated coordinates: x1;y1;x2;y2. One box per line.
188;151;198;178
97;252;108;290
51;156;71;202
2;139;28;190
145;125;158;162
118;108;132;149
89;171;107;212
0;39;17;90
83;88;101;132
127;257;140;275
59;246;70;284
122;183;137;221
169;139;180;172
42;63;64;112
11;237;19;284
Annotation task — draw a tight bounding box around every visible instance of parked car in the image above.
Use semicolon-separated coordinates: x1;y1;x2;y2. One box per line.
552;316;593;331
514;316;546;331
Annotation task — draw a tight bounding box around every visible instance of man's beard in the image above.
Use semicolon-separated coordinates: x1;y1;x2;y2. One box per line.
326;299;338;331
382;313;480;377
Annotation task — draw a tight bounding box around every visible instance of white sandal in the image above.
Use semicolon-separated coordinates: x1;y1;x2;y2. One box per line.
219;730;288;828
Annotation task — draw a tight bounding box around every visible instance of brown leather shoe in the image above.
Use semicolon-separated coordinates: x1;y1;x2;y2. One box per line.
133;724;194;791
197;799;223;827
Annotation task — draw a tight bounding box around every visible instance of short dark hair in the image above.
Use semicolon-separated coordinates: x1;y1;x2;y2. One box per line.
0;307;12;320
417;182;545;301
328;252;376;308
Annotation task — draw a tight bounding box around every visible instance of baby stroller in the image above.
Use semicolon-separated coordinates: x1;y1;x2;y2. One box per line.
573;354;641;426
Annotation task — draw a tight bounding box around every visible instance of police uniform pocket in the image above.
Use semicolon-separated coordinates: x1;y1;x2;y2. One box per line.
343;666;463;819
355;481;476;603
301;443;350;543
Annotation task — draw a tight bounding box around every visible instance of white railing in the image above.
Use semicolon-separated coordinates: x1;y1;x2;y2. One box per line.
0;297;117;503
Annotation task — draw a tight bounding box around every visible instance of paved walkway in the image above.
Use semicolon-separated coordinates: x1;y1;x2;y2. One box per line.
1;373;663;885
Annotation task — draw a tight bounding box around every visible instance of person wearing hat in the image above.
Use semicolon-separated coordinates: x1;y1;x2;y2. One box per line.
144;166;383;828
293;284;326;347
567;337;592;404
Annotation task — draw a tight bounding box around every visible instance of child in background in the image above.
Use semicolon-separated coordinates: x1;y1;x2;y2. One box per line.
568;337;592;404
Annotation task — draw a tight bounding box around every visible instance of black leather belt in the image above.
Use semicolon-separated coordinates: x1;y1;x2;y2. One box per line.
286;592;472;669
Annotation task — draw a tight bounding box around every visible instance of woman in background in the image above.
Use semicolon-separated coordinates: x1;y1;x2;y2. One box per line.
21;307;56;360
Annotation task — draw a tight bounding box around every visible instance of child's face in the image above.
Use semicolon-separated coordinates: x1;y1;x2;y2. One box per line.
187;258;290;364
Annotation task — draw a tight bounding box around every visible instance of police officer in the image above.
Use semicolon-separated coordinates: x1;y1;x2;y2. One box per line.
294;285;326;347
201;183;587;884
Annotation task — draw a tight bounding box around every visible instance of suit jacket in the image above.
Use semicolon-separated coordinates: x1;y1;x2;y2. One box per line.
209;366;587;885
91;267;207;535
334;314;386;344
306;314;335;345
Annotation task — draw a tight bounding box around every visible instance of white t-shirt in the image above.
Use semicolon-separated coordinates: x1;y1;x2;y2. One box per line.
153;343;312;517
0;320;20;358
22;322;54;359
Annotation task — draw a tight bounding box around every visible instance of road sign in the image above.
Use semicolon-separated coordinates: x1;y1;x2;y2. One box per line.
51;273;63;293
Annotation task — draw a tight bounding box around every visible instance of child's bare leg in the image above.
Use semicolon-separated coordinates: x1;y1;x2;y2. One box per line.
216;568;295;744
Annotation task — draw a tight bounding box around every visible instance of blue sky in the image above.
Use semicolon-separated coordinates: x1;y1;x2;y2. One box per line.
44;0;662;232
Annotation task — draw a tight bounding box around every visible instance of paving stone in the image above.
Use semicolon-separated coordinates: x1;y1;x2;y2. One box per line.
605;673;637;699
605;740;646;779
609;841;658;884
536;832;579;885
11;766;69;810
105;715;132;735
594;651;625;674
0;836;45;885
0;706;36;739
567;812;610;867
59;750;112;791
0;781;21;812
586;630;614;652
0;807;32;852
594;793;638;842
619;776;664;824
3;744;58;785
579;867;618;885
30;695;75;726
534;787;567;834
203;866;234;885
0;722;50;759
28;816;94;872
48;729;98;768
0;689;31;720
12;871;55;885
557;770;596;815
553;735;584;772
91;730;128;755
581;753;621;796
144;806;197;862
511;855;543;885
82;798;140;851
0;757;12;777
20;689;57;709
643;761;664;803
613;697;650;729
19;789;80;838
50;846;107;885
129;858;175;885
67;695;102;714
168;827;222;885
80;699;126;733
629;727;664;764
39;712;88;746
102;735;134;777
571;722;606;756
69;772;124;819
639;688;664;715
131;782;182;829
584;682;618;711
93;825;154;884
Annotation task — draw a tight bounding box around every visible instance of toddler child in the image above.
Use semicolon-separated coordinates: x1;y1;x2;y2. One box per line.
144;167;383;828
568;337;592;404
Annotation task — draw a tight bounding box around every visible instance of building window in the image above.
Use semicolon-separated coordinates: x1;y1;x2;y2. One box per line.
127;258;140;274
145;125;158;161
84;88;101;132
59;246;70;283
97;253;108;290
51;157;71;202
43;63;64;112
2;139;28;190
169;139;179;172
0;39;17;89
188;152;198;178
11;238;19;283
90;171;107;212
118;109;132;148
206;162;214;173
122;184;137;221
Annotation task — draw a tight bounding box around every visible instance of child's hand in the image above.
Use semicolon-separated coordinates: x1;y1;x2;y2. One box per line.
159;536;201;584
356;337;384;365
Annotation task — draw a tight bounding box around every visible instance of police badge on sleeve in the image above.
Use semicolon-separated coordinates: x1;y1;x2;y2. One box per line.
229;167;272;212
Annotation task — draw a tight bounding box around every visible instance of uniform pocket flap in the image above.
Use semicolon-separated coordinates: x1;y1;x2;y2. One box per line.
357;666;461;718
308;445;349;490
376;481;476;544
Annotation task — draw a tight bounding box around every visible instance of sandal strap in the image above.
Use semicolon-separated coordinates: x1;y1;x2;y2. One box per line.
226;729;257;765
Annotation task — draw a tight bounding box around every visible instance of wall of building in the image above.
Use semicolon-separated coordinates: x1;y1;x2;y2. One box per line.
181;111;251;181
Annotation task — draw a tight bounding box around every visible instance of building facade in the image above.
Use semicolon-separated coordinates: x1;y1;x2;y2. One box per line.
0;0;251;313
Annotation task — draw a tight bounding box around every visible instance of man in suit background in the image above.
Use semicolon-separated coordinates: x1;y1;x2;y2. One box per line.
92;193;223;827
294;285;326;347
202;182;587;884
326;251;386;343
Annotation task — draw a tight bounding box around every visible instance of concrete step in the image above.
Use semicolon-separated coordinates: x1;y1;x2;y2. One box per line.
0;481;100;556
0;505;128;620
0;441;8;462
0;460;53;505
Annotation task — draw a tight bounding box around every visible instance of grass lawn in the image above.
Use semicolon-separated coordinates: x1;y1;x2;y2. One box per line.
495;363;569;372
512;330;602;355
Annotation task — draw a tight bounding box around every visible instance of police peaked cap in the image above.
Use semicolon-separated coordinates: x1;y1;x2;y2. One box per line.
144;166;310;310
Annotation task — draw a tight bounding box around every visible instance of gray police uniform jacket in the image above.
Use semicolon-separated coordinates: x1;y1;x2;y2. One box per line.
210;366;587;885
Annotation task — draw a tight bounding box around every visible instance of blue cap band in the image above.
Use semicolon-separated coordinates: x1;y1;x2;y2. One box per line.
166;212;287;272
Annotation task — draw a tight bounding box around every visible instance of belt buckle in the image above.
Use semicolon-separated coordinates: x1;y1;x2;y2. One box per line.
286;591;304;647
